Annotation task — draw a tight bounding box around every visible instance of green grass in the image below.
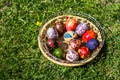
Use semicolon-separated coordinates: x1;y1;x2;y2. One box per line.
0;0;120;80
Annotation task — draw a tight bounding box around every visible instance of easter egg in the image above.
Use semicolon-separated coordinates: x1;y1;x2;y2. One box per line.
82;30;96;42
53;48;63;58
86;38;99;50
46;27;58;39
66;18;77;31
66;50;79;62
55;22;65;34
63;31;77;41
69;39;82;50
78;46;90;59
75;22;88;36
47;39;55;48
56;37;68;51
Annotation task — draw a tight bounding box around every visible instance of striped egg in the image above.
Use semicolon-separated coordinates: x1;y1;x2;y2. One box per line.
63;31;77;41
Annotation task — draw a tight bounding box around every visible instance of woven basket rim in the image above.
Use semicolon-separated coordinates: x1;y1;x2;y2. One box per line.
38;13;105;67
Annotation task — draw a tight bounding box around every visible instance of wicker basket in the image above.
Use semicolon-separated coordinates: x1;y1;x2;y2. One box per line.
38;12;104;67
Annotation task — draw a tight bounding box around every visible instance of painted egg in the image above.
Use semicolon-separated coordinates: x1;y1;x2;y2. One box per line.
86;38;99;50
75;22;88;36
46;27;58;39
82;30;96;42
55;22;65;34
66;18;77;31
78;46;90;59
53;48;63;58
66;50;79;62
56;37;68;52
63;31;77;41
47;39;55;48
69;39;82;50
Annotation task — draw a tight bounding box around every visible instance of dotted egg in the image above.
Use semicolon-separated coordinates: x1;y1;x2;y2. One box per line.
69;39;82;50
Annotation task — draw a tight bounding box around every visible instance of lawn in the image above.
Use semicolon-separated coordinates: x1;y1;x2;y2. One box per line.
0;0;120;80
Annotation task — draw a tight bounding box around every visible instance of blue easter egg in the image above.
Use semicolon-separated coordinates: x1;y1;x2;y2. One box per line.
86;38;99;50
64;33;72;38
63;31;77;41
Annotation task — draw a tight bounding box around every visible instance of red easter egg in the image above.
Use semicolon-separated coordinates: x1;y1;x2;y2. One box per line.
66;18;77;31
78;46;89;59
82;30;96;42
47;39;55;48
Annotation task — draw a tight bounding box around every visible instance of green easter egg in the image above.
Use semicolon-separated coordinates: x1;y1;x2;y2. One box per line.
53;48;63;58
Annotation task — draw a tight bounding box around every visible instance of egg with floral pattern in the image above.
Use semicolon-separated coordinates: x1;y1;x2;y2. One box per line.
66;50;79;62
46;27;58;39
82;30;96;42
75;22;88;36
69;39;82;50
66;18;77;31
78;46;90;59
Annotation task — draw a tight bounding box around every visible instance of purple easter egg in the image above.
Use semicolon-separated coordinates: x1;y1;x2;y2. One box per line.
66;50;79;62
46;27;58;39
86;38;99;50
75;22;88;36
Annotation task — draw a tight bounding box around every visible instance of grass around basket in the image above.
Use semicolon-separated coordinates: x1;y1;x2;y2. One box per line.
0;0;120;80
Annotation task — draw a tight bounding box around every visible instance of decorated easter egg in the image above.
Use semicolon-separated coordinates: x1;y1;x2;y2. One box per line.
53;48;63;58
66;18;77;31
63;31;77;41
69;39;82;50
56;37;68;51
78;46;90;59
66;50;79;62
55;22;65;34
82;30;96;42
75;22;88;36
47;39;55;48
46;27;58;39
86;38;99;50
